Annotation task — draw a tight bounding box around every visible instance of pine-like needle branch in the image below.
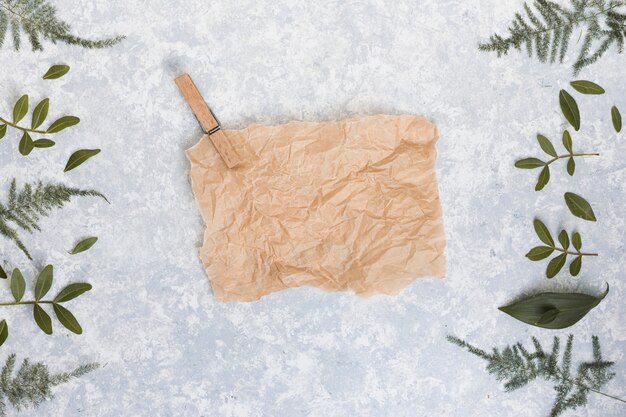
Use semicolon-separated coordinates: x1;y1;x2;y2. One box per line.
479;0;626;74
448;334;624;417
0;354;99;416
0;0;124;51
0;179;107;259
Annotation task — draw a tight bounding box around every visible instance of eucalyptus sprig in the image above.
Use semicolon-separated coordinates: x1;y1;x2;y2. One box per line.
515;131;599;190
0;265;92;347
527;219;597;278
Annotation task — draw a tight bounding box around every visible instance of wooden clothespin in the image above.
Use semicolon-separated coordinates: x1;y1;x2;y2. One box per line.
175;73;241;168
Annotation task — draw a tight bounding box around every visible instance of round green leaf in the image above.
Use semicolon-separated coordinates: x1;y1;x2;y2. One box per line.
526;246;554;261
570;256;582;276
34;265;53;301
537;134;557;157
64;149;101;172
535;165;550;191
13;95;29;124
515;158;545;169
559;90;580;131
31;98;49;129
572;232;582;251
54;283;92;303
46;116;80;133
10;268;25;302
570;80;605;95
33;139;55;148
567;157;575;176
33;304;53;335
68;237;98;255
0;320;7;347
558;230;570;250
564;192;596;221
53;304;82;334
546;253;567;278
612;106;622;133
562;130;572;153
18;132;34;156
533;219;554;246
43;64;70;80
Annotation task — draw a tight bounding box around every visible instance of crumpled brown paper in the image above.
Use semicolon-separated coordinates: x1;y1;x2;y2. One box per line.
186;114;446;302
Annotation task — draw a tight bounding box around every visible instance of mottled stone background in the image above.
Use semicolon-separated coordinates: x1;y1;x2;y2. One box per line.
0;0;624;416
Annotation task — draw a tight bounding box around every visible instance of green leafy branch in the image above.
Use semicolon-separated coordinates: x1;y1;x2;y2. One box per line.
515;131;599;191
479;0;626;74
527;219;597;278
0;353;98;416
447;334;624;417
0;179;107;260
0;0;124;52
0;265;92;347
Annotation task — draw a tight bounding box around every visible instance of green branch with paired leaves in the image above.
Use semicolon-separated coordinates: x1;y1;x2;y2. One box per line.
0;265;91;347
0;353;98;417
0;0;124;52
527;219;596;278
447;334;624;417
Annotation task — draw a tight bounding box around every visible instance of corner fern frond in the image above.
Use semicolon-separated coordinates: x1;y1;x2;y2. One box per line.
0;179;107;259
0;0;124;52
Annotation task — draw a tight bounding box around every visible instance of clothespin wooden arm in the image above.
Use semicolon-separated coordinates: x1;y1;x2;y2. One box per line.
175;74;242;168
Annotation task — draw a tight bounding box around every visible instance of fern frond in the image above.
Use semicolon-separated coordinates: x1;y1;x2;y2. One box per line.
449;334;622;417
0;179;107;259
0;0;124;52
0;354;98;416
480;0;626;74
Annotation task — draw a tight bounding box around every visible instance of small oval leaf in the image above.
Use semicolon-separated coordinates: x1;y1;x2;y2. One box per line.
43;64;70;80
64;149;100;172
535;165;550;191
612;106;622;133
33;304;53;335
0;320;7;346
34;265;53;301
68;237;98;255
558;230;570;250
515;158;545;169
13;95;28;124
0;124;7;139
564;192;596;221
562;130;572;153
31;98;49;129
18;132;34;156
53;304;83;335
526;246;554;261
54;283;92;303
537;134;557;157
546;253;567;278
570;80;605;95
10;268;25;302
567;157;575;176
572;232;582;251
570;256;582;276
559;90;580;131
533;219;554;246
33;139;55;148
498;284;608;329
46;116;80;133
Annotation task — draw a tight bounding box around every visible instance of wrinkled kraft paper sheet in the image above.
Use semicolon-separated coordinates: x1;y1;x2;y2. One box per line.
187;115;446;302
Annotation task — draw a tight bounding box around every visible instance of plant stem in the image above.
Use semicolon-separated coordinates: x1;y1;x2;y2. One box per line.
553;248;598;257
546;153;600;166
0;300;55;307
552;370;626;404
0;116;48;135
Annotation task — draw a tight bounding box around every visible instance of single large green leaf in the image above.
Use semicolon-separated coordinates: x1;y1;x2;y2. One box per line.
559;90;580;131
68;237;98;255
10;268;25;302
570;80;605;95
526;246;554;261
18;132;34;156
53;304;82;334
564;192;596;221
515;158;545;169
64;149;101;172
31;98;49;129
0;320;7;347
537;134;557;157
535;165;550;191
33;304;53;335
43;64;70;80
612;106;622;133
54;283;92;303
46;116;80;133
546;253;567;278
533;219;554;246
13;95;29;123
499;284;608;329
34;265;53;301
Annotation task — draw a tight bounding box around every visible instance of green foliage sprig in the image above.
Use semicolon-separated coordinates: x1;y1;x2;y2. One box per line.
0;0;124;51
447;334;625;417
479;0;626;74
527;219;597;278
515;131;599;190
0;353;98;416
0;179;107;259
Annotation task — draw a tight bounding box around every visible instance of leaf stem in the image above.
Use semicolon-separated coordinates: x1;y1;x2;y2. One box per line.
0;116;48;135
0;300;55;307
553;248;598;257
551;369;626;404
545;153;600;165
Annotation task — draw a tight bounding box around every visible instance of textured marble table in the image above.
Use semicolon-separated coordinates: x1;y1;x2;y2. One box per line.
1;0;624;416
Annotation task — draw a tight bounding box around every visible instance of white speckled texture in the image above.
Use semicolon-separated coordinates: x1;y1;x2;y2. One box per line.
0;1;624;416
